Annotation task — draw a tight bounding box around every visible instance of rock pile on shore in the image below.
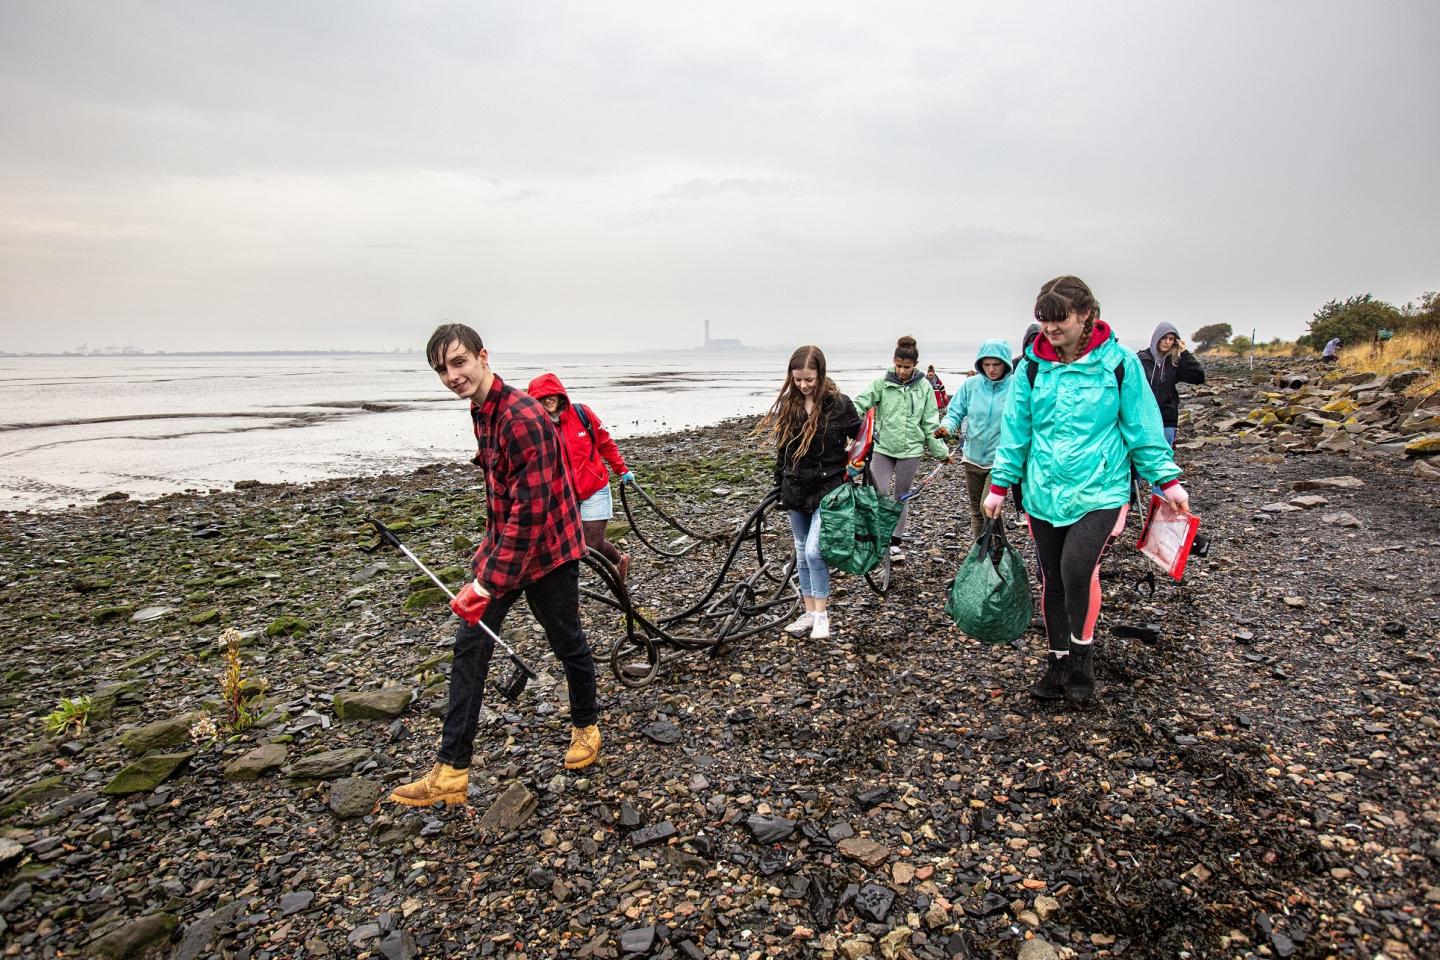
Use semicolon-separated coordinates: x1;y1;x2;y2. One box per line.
1182;357;1439;474
0;367;1436;959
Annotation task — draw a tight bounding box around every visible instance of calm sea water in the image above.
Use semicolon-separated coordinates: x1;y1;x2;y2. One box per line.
0;348;983;511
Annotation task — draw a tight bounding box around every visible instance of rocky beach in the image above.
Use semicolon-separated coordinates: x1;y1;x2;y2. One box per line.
1;358;1437;960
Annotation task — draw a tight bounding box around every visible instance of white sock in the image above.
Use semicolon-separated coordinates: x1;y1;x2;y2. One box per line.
1071;634;1092;646
1052;648;1070;658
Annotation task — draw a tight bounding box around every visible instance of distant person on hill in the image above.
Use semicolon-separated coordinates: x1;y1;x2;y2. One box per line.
935;339;1013;539
1137;323;1205;448
853;336;951;562
1322;337;1341;365
985;277;1187;704
390;324;601;808
527;373;635;581
758;345;861;641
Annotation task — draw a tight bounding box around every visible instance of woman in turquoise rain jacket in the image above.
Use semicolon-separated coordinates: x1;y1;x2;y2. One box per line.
983;277;1189;704
936;339;1012;539
852;336;950;561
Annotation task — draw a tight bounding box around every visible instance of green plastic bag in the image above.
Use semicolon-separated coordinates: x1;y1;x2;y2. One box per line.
944;518;1033;644
818;482;904;575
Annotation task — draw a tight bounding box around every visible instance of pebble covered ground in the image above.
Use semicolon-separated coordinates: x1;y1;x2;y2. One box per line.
0;358;1436;960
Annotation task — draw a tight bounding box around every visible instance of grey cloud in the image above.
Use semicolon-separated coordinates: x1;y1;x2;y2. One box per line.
0;1;1437;353
885;225;1048;262
657;178;816;201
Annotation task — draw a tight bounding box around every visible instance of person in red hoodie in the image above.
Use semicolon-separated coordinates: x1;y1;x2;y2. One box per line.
527;373;635;581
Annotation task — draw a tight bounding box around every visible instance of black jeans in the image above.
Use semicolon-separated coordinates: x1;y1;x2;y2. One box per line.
437;560;598;768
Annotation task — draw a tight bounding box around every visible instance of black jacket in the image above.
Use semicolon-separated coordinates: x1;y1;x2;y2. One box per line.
1137;348;1205;427
774;392;862;513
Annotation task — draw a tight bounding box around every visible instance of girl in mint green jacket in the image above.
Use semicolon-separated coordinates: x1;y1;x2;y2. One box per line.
853;336;951;560
983;276;1189;704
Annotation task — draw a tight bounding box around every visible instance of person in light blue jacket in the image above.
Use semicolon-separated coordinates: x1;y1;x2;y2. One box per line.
935;339;1012;538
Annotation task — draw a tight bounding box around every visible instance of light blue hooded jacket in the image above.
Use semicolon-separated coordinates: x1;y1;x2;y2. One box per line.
939;339;1012;468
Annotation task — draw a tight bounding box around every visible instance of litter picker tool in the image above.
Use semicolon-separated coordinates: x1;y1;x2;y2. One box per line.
899;447;955;503
361;518;538;702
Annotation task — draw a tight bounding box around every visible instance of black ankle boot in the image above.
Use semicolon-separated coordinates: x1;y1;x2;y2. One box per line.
1066;644;1095;702
1030;651;1070;700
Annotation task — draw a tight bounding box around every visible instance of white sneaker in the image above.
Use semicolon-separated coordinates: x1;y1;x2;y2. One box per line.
809;613;831;640
784;612;814;636
889;545;905;562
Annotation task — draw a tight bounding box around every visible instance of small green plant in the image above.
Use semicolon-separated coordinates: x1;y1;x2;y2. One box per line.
42;696;93;737
217;628;259;733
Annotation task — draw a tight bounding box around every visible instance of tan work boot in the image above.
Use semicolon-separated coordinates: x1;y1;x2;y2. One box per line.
387;763;469;807
564;725;602;770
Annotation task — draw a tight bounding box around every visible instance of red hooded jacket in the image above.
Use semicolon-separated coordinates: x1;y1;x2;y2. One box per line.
526;373;628;502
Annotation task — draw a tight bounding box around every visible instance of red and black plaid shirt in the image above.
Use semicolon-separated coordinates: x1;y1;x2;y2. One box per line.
468;376;586;595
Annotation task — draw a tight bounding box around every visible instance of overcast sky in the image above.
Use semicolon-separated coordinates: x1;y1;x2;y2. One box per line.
1;1;1436;354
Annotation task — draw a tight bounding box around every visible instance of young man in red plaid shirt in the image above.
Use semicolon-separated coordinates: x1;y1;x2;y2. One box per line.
390;323;601;807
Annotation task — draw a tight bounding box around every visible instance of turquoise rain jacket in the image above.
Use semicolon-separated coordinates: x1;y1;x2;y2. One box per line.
989;321;1181;527
852;368;949;460
939;339;1013;468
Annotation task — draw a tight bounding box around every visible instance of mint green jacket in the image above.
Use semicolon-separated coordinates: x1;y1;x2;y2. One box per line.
990;329;1180;527
853;369;949;461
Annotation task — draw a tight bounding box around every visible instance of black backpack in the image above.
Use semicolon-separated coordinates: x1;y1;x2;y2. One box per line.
572;403;601;463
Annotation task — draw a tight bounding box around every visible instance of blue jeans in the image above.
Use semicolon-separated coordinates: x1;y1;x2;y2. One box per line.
787;508;829;599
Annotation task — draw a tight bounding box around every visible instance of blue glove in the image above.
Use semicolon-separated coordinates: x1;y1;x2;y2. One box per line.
620;471;635;484
845;465;862;481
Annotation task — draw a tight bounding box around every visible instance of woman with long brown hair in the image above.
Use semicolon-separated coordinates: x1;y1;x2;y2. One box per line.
757;345;861;640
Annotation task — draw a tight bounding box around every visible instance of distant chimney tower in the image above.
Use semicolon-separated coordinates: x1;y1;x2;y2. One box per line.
704;318;711;347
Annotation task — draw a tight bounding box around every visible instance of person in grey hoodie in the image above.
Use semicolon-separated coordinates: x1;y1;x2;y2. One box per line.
1136;322;1205;446
935;339;1012;538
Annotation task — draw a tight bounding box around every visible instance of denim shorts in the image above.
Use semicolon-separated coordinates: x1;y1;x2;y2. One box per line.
578;483;613;521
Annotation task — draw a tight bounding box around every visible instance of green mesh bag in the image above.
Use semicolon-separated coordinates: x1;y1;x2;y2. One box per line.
944;518;1033;644
818;482;903;576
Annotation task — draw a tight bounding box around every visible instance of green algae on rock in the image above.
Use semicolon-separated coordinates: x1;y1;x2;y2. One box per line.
263;615;311;638
102;751;194;795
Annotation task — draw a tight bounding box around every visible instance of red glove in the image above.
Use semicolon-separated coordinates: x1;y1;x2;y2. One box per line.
449;582;491;626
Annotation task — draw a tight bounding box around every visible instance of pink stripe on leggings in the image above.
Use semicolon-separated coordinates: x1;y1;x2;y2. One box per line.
1079;505;1129;641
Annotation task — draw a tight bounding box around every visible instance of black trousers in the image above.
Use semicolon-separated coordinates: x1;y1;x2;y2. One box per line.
1028;508;1123;651
437;560;598;768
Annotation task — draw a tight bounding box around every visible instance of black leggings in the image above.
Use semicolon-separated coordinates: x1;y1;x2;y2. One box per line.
1028;507;1123;650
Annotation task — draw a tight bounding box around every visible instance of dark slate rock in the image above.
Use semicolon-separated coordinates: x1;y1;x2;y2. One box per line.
629;821;677;847
88;913;178;959
281;890;316;915
619;925;657;955
854;883;895;923
744;814;796;844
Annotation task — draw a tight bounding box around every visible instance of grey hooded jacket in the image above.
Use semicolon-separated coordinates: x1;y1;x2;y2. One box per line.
1136;322;1205;428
